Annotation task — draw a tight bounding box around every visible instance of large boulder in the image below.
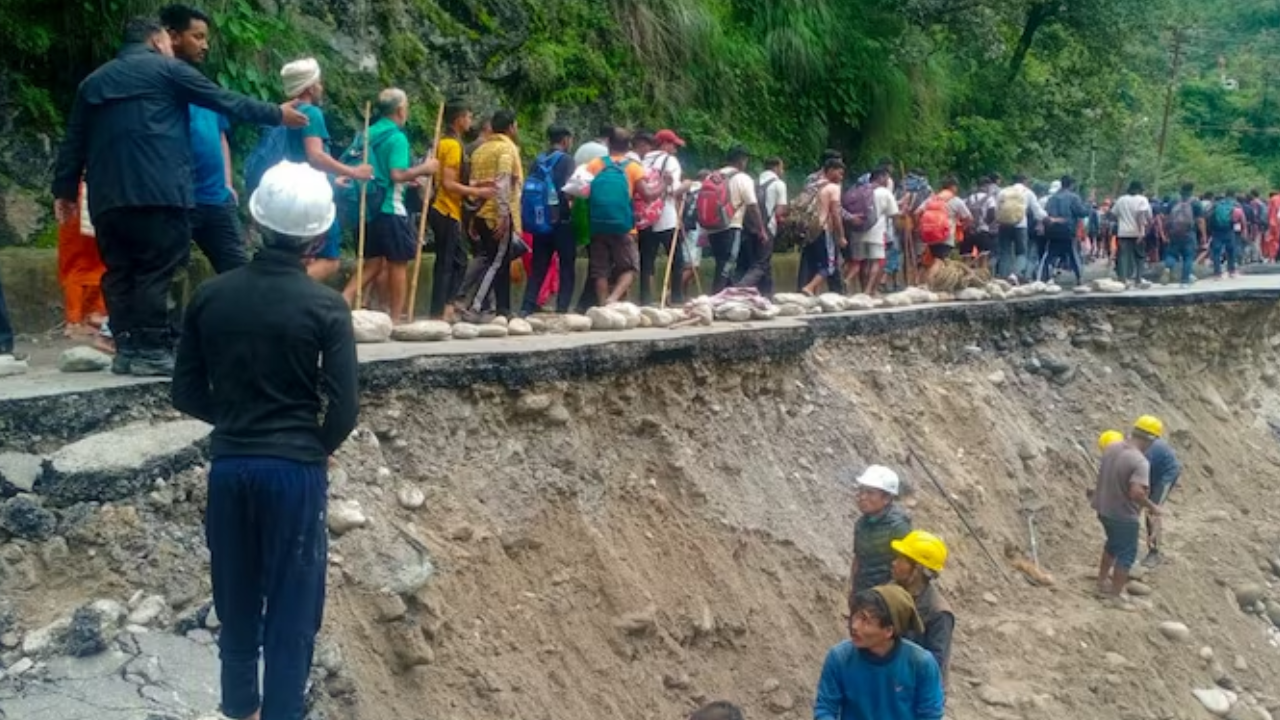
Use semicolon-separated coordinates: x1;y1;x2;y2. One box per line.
562;314;593;332
587;307;627;331
476;323;509;338
0;452;42;496
351;310;393;343
38;420;211;505
390;320;452;342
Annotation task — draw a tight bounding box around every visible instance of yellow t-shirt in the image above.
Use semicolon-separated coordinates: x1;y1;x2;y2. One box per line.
432;136;464;220
469;134;524;234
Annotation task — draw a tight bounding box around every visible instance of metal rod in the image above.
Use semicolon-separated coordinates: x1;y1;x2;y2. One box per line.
907;447;1015;584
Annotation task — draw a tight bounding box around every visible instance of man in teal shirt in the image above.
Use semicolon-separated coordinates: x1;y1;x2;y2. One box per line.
279;58;372;281
340;88;437;321
162;3;246;274
814;585;944;720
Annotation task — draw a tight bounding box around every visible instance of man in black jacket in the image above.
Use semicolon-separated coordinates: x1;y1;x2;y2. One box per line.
52;16;307;377
172;160;358;720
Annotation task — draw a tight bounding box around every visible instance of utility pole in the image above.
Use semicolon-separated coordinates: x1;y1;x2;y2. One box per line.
1152;28;1186;197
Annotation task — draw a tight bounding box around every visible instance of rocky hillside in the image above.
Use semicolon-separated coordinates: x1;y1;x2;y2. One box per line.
3;298;1280;719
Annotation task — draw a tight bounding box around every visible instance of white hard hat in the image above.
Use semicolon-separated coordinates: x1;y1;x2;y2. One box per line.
249;161;335;239
856;464;901;496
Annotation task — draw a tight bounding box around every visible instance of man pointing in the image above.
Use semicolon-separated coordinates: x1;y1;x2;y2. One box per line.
52;16;307;378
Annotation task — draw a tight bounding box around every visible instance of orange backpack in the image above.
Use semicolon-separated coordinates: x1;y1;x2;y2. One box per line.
919;191;954;245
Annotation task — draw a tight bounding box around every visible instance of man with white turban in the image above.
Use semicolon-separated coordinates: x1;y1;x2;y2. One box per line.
279;57;373;281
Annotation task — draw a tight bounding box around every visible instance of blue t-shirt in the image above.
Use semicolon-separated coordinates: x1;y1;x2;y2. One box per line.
286;104;330;165
814;639;944;720
190;105;231;205
1145;438;1181;489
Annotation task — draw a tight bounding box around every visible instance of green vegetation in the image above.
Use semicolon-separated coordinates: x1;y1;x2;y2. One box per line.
2;0;1279;197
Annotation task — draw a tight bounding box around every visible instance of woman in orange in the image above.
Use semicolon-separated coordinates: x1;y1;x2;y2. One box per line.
58;183;109;346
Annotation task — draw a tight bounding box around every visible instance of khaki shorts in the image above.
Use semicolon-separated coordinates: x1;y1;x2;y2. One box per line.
852;241;886;261
588;233;640;281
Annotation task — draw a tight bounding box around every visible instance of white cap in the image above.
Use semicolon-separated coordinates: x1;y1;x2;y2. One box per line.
1049;180;1062;194
281;58;322;98
249;161;335;239
856;465;901;496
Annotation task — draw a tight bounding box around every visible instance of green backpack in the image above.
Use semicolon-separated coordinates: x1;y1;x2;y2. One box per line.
588;158;635;234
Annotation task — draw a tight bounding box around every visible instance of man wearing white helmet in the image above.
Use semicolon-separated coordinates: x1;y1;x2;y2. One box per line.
172;161;358;720
849;465;913;602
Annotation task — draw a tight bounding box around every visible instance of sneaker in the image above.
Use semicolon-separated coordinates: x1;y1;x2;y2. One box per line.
1141;550;1162;568
129;348;175;377
1137;280;1152;290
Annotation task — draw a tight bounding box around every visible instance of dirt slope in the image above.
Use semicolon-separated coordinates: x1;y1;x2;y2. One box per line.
4;299;1280;720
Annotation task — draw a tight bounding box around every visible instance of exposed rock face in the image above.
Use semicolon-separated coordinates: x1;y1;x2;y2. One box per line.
38;420;211;506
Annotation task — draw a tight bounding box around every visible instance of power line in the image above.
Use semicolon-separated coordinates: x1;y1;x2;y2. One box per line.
1152;29;1187;196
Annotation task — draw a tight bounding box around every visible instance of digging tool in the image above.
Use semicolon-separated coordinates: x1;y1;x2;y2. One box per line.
1021;503;1042;569
406;99;446;322
354;101;372;311
907;447;1015;584
659;196;687;309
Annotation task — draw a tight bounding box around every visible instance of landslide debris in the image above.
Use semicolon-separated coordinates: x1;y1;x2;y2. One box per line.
1;301;1280;720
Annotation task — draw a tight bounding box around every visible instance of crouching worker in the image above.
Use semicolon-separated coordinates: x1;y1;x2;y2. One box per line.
814;585;945;720
891;530;955;687
172;161;359;720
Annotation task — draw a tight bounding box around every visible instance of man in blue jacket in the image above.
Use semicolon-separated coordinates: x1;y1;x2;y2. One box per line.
814;584;944;720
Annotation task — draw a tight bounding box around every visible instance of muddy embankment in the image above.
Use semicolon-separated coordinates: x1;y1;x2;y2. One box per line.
4;296;1280;720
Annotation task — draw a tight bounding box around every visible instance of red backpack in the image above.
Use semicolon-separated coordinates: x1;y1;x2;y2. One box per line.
696;169;737;231
919;191;954;244
633;156;670;230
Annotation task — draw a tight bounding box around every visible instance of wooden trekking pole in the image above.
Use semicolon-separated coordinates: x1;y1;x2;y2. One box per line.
659;196;686;309
406;100;446;322
355;101;372;311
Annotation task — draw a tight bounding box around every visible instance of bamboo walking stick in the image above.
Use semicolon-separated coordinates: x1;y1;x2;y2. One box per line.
406;100;446;322
659;196;686;309
355;101;372;311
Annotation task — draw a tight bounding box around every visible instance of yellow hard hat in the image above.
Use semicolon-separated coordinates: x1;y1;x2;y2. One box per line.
1133;415;1164;439
1098;430;1125;453
891;530;949;573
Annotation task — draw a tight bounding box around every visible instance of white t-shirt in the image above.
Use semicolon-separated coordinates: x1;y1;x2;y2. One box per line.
642;150;684;233
719;167;758;229
758;170;789;236
1112;194;1152;238
853;186;900;246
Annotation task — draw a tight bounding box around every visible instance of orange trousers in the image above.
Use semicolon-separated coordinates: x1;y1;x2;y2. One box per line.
57;212;106;325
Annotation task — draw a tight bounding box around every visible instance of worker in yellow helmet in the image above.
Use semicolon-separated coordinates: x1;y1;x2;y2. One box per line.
890;530;954;686
1139;418;1181;568
1097;430;1125;453
1091;415;1162;597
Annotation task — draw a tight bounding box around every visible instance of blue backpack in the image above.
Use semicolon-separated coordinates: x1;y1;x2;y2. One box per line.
588;157;635;234
1213;200;1236;232
521;151;564;235
244;125;289;194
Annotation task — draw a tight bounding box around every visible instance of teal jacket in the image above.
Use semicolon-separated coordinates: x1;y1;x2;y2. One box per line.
813;639;944;720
